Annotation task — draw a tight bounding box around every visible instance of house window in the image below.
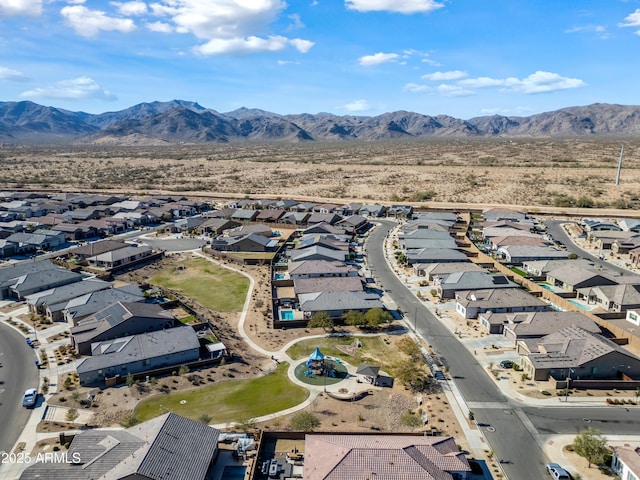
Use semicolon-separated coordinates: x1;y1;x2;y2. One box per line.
143;359;150;366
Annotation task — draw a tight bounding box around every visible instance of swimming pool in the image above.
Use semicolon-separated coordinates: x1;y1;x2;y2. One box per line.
222;465;246;480
280;309;294;320
569;300;591;311
274;273;286;280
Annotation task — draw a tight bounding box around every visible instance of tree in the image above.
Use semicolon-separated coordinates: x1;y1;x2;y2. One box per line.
572;428;609;468
393;358;431;392
65;408;79;422
397;337;422;361
198;413;212;425
343;310;365;327
289;411;320;432
363;308;393;328
126;372;135;387
401;410;422;430
307;312;334;332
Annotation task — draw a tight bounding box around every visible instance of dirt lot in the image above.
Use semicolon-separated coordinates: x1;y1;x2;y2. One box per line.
3;139;640;211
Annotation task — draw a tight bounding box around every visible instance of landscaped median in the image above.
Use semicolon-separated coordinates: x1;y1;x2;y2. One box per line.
134;363;308;423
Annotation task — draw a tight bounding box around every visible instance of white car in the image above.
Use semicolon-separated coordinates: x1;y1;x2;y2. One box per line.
22;388;37;408
546;462;570;480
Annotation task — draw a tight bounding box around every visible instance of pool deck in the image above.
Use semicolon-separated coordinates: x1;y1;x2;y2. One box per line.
209;449;252;480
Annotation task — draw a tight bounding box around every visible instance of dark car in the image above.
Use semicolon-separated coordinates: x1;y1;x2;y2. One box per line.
499;360;514;369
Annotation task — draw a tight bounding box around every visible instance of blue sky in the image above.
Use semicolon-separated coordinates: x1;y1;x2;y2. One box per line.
1;0;639;118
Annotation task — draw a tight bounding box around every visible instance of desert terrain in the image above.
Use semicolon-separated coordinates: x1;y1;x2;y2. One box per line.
2;138;639;211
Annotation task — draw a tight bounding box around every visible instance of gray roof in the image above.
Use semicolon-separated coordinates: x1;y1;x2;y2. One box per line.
231;208;259;220
88;244;152;263
25;278;111;307
412;211;459;223
20;413;219;480
225;223;272;238
77;326;199;374
407;248;468;263
578;284;640;307
299;290;383;312
0;259;57;286
63;286;145;322
294;276;364;295
498;245;569;261
546;264;618;287
71;301;174;345
456;287;547;310
502;311;600;338
288;259;357;276
404;238;458;250
289;245;347;263
71;240;129;257
418;262;482;277
526;325;640;370
438;271;517;291
522;258;594;275
12;268;83;296
400;229;453;240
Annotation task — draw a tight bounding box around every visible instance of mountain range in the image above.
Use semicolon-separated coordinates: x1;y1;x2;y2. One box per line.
1;100;639;144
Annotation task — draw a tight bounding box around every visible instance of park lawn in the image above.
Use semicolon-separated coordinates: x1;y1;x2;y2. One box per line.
286;336;403;371
135;363;308;423
149;257;249;312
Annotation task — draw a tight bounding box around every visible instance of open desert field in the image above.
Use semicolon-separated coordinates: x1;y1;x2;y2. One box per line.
2;138;640;210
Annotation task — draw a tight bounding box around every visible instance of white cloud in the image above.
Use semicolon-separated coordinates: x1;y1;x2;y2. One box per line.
619;9;640;34
565;24;608;39
436;84;473;97
0;66;28;81
145;0;313;55
20;76;116;101
480;106;533;116
111;1;147;16
145;20;172;32
287;13;304;30
422;70;467;81
345;0;443;14
194;35;312;55
358;52;399;66
343;99;370;112
0;0;42;17
61;5;136;37
458;71;586;93
403;83;430;93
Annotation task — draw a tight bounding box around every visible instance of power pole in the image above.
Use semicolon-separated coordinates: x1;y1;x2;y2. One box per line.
615;144;624;185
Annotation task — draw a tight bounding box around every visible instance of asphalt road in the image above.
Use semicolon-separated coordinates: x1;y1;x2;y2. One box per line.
364;220;550;480
523;405;640;436
0;321;39;455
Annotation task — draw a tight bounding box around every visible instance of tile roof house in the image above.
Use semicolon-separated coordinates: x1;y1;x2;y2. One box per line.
87;245;154;270
618;219;640;233
522;259;594;277
197;218;241;234
306;213;342;225
71;239;129;260
358;204;386;217
499;311;601;342
288;260;359;279
546;265;618;293
611;445;640;480
71;301;175;355
435;271;517;299
415;261;482;280
304;434;471;480
0;259;61;298
407;248;468;266
20;413;220;480
289;245;347;263
212;232;279;252
496;245;569;263
63;286;145;325
520;325;640;381
455;287;548;320
299;291;383;318
293;276;364;295
76;326;200;385
577;283;640;312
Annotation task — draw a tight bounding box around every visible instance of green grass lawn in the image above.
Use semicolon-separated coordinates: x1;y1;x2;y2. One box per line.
286;336;403;371
510;267;528;277
134;363;308;423
149;257;249;312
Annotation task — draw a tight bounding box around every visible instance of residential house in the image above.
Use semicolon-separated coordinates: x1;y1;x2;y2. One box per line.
0;240;16;258
302;222;345;235
212;232;279;252
87;245;154;270
169;216;206;233
627;309;640;327
582;218;622;232
619;219;640;233
4;267;83;300
490;235;549;250
577;283;640;312
358;204;386;217
312;203;339;213
388;204;413;218
230;209;259;222
306;212;342;225
612;236;640;255
197;218;241;235
520;325;640;381
483;208;528;223
436;271;517;299
413;211;460;223
497;245;569;263
25;278;113;321
522;258;594;278
76;326;200;385
296;234;351;252
455;287;548;320
293;276;364;295
399;229;456;251
289;245;347;263
0;260;61;298
20;413;220;480
304;434;471;480
256;209;286;223
291;201;316;212
71;239;129;261
225;224;273;238
280;212;311;225
336;214;369;234
5;229;67;252
546;264;618;293
273;199;298;210
499;311;600;343
288;260;359;279
63;285;145;325
611;445;640;480
406;248;468;266
415;261;482;280
588;230;639;250
299;291;384;318
71;301;175;355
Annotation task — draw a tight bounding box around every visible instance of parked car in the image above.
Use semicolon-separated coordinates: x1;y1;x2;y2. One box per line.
546;462;570;480
22;388;37;408
499;360;514;369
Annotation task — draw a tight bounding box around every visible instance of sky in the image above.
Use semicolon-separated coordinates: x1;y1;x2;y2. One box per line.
1;0;640;118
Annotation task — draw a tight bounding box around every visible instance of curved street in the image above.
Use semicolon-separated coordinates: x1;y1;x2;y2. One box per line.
0;320;39;455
